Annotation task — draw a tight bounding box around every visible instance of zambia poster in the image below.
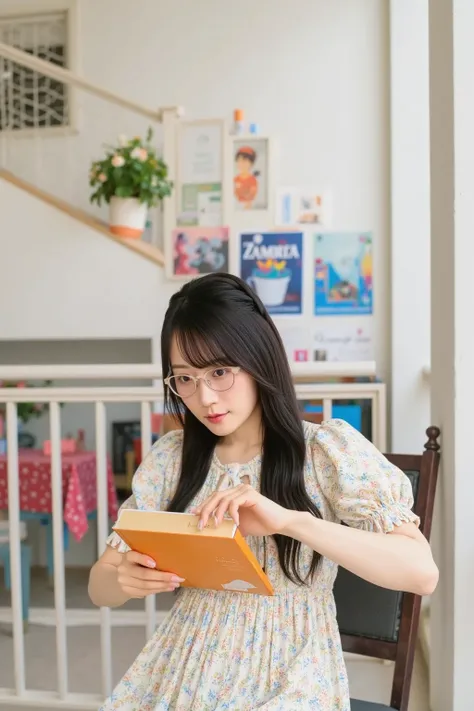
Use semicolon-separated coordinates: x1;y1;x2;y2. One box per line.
239;231;303;315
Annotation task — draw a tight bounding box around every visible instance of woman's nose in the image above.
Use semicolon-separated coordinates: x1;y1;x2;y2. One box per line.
198;379;218;406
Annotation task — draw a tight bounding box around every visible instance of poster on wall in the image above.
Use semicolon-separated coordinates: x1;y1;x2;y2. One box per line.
276;187;333;227
179;184;222;226
312;320;374;362
233;138;269;211
313;232;373;315
177;120;224;226
171;226;229;278
239;231;303;315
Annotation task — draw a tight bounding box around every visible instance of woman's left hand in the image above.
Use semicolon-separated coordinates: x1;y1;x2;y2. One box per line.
193;484;295;538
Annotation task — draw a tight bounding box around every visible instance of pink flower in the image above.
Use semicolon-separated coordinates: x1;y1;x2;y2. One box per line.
131;147;148;161
111;155;125;168
17;382;26;388
99;173;107;182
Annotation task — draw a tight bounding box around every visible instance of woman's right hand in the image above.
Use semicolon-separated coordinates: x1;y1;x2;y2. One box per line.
117;550;185;598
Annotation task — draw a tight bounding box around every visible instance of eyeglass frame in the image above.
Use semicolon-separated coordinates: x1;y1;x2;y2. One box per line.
164;366;241;399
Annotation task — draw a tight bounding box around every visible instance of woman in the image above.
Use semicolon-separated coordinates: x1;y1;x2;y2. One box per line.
89;273;438;710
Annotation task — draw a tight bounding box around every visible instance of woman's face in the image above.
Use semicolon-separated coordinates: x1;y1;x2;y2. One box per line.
169;335;259;437
236;155;252;175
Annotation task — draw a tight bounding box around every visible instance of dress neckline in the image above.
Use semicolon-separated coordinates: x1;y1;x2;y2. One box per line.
212;450;262;471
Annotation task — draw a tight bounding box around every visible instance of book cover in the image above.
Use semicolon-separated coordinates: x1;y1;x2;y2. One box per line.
113;509;274;596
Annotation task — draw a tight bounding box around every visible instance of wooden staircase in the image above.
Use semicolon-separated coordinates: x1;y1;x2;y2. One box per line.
0;169;165;268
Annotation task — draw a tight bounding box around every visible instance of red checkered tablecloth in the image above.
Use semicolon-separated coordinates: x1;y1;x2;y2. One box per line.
0;450;119;541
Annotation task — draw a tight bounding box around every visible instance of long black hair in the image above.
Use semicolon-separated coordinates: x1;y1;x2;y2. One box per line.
161;273;322;584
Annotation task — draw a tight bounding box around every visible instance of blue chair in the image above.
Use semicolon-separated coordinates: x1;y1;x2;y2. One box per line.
20;510;98;579
0;520;31;627
20;512;69;579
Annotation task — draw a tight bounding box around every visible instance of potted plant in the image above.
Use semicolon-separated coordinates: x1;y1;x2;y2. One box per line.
89;128;173;238
0;380;53;452
0;380;51;425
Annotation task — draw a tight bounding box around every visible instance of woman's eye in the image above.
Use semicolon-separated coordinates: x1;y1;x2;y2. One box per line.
178;375;192;383
212;368;228;378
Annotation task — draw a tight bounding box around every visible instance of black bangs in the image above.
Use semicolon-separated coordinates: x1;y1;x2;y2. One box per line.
174;322;238;370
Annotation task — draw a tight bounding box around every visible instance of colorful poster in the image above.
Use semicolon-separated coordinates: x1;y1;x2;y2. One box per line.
239;232;303;315
313;232;373;315
233;138;269;211
172;227;229;278
276;187;332;226
312;320;374;362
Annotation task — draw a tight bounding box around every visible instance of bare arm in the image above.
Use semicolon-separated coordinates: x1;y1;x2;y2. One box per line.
284;514;439;596
88;546;184;608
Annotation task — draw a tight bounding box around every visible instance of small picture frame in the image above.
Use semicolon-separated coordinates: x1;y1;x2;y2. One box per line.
167;226;230;280
276;187;333;228
176;118;227;228
226;134;275;229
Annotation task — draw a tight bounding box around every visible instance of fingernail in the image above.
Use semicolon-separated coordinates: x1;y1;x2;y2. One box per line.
197;519;203;530
212;513;218;528
146;559;156;568
171;576;185;582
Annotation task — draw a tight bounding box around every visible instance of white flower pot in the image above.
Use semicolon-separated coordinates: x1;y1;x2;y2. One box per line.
109;197;147;239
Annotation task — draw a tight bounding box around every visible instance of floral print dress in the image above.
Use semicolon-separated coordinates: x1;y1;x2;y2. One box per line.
100;419;419;711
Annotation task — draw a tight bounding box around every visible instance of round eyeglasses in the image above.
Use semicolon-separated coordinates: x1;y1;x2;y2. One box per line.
164;367;241;399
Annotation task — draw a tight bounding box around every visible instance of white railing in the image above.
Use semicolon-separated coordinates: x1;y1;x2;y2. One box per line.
0;363;385;708
0;41;181;240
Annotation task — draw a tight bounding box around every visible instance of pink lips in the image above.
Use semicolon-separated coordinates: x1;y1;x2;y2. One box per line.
206;413;228;424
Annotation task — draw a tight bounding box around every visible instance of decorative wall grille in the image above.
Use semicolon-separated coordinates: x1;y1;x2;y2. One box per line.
0;11;69;131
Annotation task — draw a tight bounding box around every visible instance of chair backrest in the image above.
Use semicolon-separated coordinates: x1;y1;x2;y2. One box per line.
18;431;36;448
333;426;440;711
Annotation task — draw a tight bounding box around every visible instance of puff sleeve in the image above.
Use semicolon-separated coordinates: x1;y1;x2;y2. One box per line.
106;429;184;552
310;419;420;533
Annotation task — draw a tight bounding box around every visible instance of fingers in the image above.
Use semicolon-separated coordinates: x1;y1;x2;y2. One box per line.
124;566;184;584
125;550;157;568
119;579;180;598
215;495;239;526
117;567;184;598
197;484;250;528
118;551;185;599
227;500;240;527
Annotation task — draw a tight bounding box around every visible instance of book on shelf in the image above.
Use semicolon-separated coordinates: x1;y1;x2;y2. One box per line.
113;509;274;596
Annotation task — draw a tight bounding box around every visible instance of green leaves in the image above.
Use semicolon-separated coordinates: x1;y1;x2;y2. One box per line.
0;380;55;424
89;127;174;208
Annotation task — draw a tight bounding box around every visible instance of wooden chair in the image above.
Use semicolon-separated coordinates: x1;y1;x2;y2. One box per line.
333;426;441;711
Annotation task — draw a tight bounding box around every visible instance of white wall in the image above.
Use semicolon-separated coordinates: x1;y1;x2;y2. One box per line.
0;178;177;340
0;0;391;378
389;0;431;452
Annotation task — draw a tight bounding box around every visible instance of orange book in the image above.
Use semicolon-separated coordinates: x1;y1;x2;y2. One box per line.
113;509;274;596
